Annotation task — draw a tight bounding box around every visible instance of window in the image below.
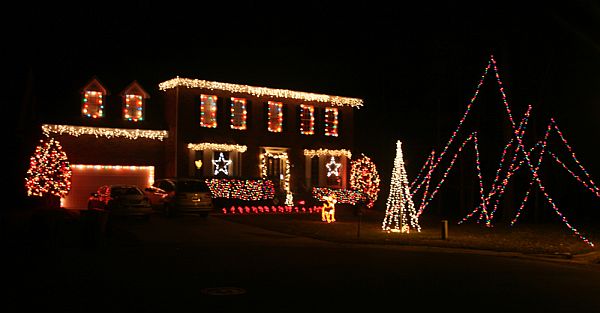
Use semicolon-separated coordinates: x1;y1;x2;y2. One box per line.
324;107;339;137
200;95;218;128
267;101;283;132
230;98;247;130
82;91;104;118
300;104;314;135
124;94;144;121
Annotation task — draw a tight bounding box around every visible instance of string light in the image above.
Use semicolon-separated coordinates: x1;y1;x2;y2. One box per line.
212;152;232;176
25;138;72;198
324;107;339;137
221;205;322;215
230;97;247;130
300;104;315;135
267;101;283;132
187;142;247;153
159;77;364;108
205;178;275;200
409;55;595;246
383;141;420;233
71;164;155;186
41;124;168;141
124;94;143;121
304;148;352;159
200;94;218;128
82;91;104;118
312;187;363;205
260;151;293;206
350;154;380;208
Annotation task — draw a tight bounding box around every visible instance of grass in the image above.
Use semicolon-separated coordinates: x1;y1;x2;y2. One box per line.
217;206;599;256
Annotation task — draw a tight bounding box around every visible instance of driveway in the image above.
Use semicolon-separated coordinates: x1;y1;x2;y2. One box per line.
4;213;600;312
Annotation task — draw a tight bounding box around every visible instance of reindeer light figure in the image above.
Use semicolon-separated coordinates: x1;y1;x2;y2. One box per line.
321;195;337;223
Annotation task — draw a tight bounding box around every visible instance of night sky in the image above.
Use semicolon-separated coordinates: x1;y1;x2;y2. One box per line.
7;1;600;217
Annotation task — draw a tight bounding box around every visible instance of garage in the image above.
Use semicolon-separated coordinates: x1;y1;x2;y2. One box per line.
62;164;155;209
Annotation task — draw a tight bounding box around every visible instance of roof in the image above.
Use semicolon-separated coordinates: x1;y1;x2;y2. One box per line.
158;77;363;108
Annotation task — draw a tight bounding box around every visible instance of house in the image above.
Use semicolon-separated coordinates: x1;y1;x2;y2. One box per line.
43;76;363;209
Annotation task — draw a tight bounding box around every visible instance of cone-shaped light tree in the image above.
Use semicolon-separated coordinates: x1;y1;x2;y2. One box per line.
25;138;72;206
382;140;420;233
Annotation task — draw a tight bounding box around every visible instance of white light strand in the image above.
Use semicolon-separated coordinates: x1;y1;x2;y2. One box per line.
187;142;248;153
159;77;364;108
41;124;168;141
382;141;420;233
304;148;352;159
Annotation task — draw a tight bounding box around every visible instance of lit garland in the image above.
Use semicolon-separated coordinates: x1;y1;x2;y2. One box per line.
300;104;315;135
159;77;364;108
260;151;293;206
200;94;218;128
41;124;169;141
312;187;363;205
324;107;339;137
382;141;420;233
82;90;104;118
350;154;380;208
230;97;247;130
409;55;595;246
25;138;72;198
124;94;143;121
326;156;342;177
304;148;352;159
267;101;283;132
205;178;275;200
187;142;247;153
221;205;322;215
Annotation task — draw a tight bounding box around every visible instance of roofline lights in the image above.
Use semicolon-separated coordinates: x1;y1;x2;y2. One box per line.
158;77;363;108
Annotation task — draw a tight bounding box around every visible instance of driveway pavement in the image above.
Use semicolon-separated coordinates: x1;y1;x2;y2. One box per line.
3;213;600;312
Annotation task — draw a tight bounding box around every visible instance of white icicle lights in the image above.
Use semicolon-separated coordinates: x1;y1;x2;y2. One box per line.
382;140;421;233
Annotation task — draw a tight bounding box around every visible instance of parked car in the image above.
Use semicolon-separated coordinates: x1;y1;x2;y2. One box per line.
88;185;153;219
146;178;214;217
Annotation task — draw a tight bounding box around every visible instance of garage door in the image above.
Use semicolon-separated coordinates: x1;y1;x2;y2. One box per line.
62;164;155;209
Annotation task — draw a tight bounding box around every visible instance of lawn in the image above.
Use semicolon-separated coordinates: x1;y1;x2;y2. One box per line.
217;205;599;257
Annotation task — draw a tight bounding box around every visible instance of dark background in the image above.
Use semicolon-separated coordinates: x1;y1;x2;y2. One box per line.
6;1;600;223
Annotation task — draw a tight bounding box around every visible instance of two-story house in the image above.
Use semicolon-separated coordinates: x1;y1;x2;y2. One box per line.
43;76;363;209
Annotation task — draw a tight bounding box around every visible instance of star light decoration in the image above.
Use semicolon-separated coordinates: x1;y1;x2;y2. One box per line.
326;156;342;177
25;138;72;199
212;152;232;176
409;55;596;247
382;141;420;233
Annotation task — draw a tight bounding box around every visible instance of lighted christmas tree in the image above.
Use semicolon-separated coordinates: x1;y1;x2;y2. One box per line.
350;154;380;208
382;140;420;233
25;138;72;205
